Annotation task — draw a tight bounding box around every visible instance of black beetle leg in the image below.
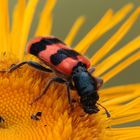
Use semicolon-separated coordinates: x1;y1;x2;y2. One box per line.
0;61;52;73
65;82;72;106
65;82;74;112
30;77;66;105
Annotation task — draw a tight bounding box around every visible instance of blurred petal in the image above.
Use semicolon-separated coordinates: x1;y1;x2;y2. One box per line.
75;3;133;54
74;9;113;53
11;0;26;55
91;7;140;65
35;0;57;36
0;0;9;52
64;16;86;46
102;51;140;83
94;36;140;76
19;0;39;60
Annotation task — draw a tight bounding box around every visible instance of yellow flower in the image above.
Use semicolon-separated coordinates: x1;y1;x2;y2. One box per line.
0;0;140;140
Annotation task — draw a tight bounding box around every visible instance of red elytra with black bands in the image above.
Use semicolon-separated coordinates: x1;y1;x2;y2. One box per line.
27;36;90;75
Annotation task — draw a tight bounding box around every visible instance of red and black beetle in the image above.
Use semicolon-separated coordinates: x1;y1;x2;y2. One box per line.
0;36;110;117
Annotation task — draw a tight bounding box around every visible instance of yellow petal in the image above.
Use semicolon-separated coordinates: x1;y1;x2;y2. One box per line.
107;127;140;140
94;3;134;48
35;0;57;36
19;0;39;60
64;16;86;46
103;91;140;106
100;84;140;96
11;0;26;55
100;84;140;101
74;3;133;54
94;36;140;76
91;7;140;65
112;97;140;117
112;113;140;125
0;0;9;52
74;9;113;53
102;51;140;83
103;3;134;33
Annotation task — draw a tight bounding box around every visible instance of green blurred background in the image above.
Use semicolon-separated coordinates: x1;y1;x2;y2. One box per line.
9;0;140;127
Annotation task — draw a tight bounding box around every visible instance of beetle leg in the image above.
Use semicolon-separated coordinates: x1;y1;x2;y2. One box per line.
94;77;103;89
65;82;74;111
88;67;96;74
51;79;73;107
31;78;74;109
30;77;66;105
0;61;52;73
69;82;76;90
65;82;72;105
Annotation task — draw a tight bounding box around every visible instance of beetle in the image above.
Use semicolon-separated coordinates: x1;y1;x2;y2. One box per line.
0;36;110;117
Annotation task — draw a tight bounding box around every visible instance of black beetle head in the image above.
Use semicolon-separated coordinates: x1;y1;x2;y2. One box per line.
80;94;99;114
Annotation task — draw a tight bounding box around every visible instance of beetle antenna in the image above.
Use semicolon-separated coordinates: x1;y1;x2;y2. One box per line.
97;103;111;118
